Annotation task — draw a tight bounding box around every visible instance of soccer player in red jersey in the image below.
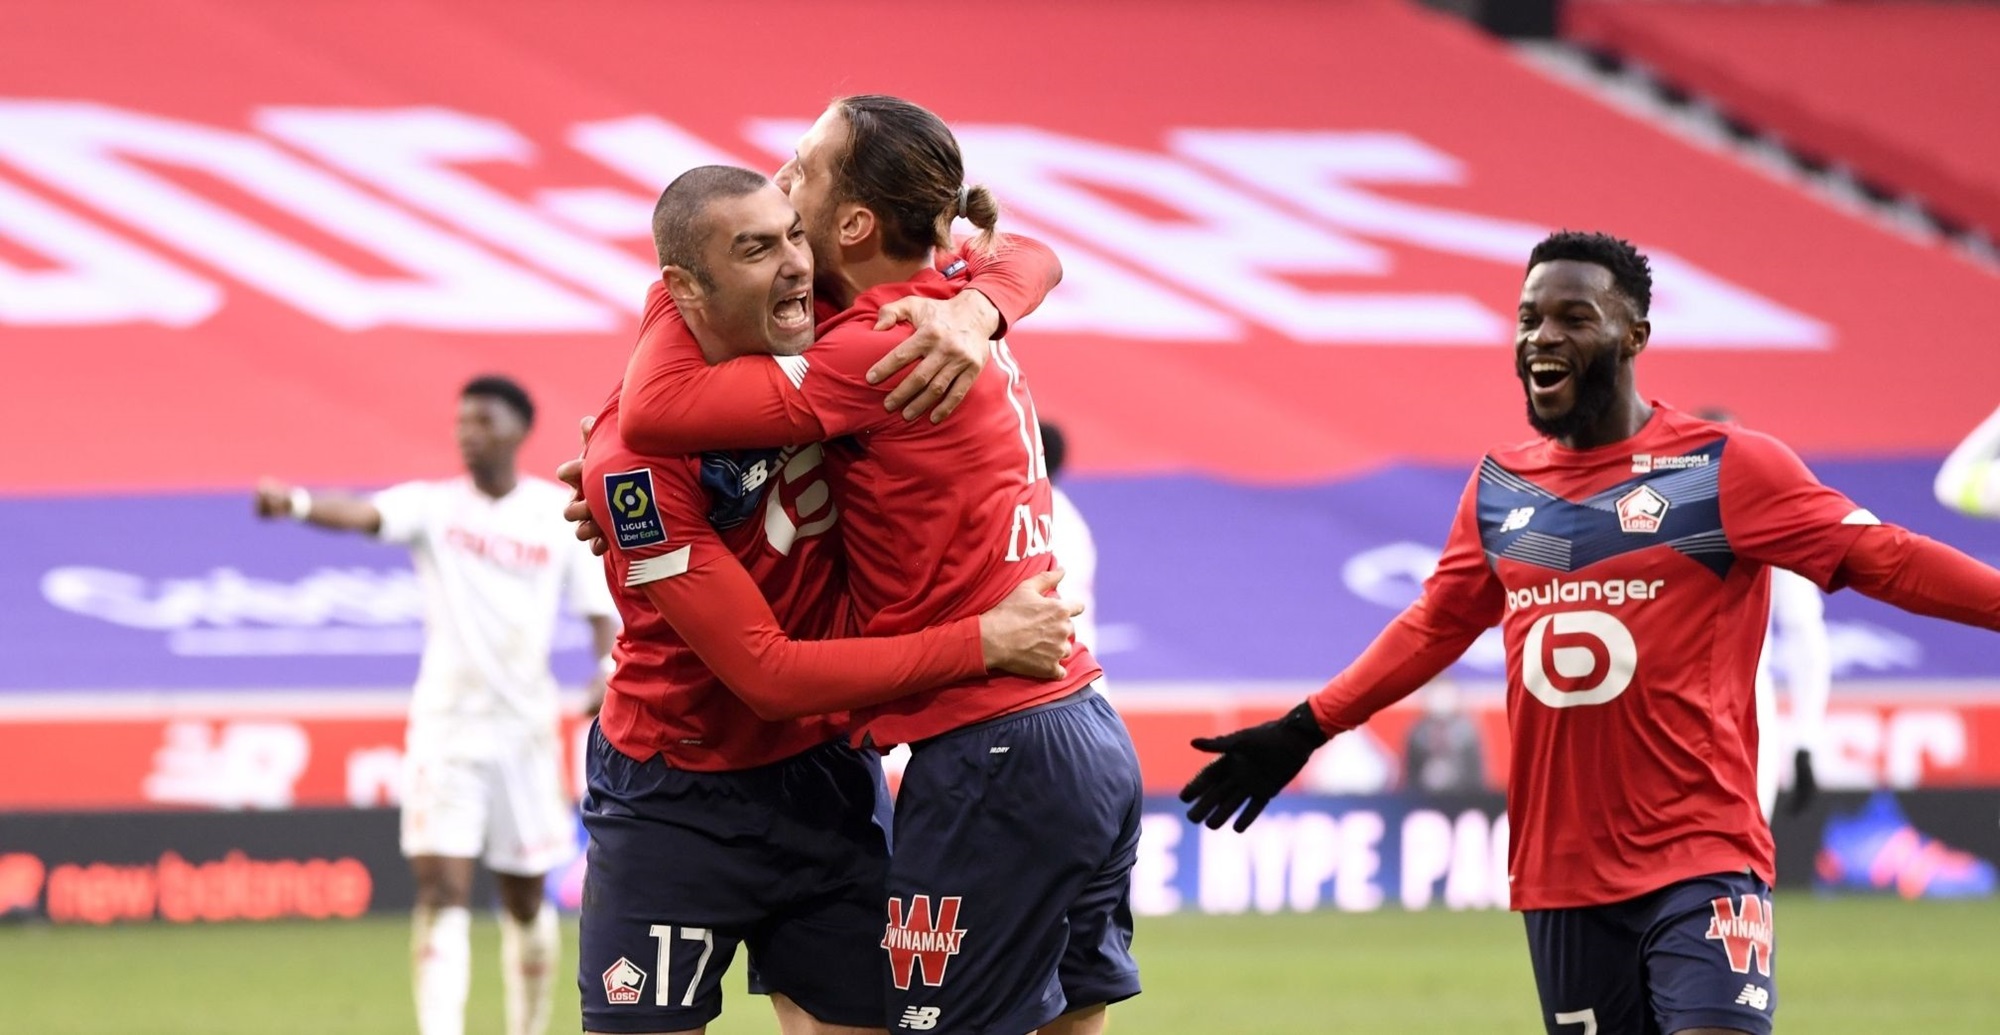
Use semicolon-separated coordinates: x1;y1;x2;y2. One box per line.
1181;231;2000;1035
575;167;1082;1035
608;97;1142;1035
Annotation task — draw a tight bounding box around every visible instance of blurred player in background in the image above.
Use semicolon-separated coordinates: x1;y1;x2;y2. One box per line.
572;166;1079;1035
1182;231;2000;1035
255;375;617;1035
1696;407;1833;818
610;96;1142;1035
1401;679;1486;795
1936;403;2000;517
1040;420;1099;657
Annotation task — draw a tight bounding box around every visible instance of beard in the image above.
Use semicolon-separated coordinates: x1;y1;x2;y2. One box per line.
805;205;843;301
1522;347;1622;442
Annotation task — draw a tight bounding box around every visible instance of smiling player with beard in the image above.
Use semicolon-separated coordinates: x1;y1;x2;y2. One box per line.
1181;231;2000;1035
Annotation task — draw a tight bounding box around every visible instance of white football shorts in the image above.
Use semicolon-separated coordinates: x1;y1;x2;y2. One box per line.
399;722;577;876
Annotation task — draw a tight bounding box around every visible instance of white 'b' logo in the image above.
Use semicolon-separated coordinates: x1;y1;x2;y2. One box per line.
1522;610;1637;708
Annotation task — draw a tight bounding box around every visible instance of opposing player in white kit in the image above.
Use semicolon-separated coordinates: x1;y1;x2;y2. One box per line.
255;375;617;1035
1040;420;1100;657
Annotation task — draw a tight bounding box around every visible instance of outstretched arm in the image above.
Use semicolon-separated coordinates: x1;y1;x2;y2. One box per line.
1307;595;1493;735
1183;469;1504;830
253;478;385;535
1835;524;2000;631
1936;404;2000;517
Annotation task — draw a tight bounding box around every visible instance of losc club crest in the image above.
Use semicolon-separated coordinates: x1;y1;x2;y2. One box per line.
602;957;647;1004
1615;485;1670;534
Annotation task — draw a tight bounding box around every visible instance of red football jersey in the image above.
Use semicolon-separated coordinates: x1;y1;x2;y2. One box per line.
1314;404;1875;910
585;387;847;770
619;268;1102;746
585;348;986;769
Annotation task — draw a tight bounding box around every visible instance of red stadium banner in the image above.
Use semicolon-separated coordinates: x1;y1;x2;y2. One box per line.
4;688;1999;811
4;0;2000;494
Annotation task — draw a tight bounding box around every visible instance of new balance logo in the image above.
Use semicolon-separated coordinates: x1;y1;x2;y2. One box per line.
899;1005;943;1030
1499;506;1535;532
1734;984;1770;1011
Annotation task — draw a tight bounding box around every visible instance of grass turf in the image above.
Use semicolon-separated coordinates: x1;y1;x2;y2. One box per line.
1;897;1994;1033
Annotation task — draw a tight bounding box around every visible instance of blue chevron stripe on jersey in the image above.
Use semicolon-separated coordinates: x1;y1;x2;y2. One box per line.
1475;440;1733;578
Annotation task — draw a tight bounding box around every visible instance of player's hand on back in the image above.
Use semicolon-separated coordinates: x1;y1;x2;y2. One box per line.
867;289;999;423
252;478;295;520
557;416;609;556
978;569;1081;680
1179;703;1331;832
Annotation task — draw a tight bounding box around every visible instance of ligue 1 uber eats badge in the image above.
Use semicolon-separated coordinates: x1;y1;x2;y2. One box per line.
605;469;667;550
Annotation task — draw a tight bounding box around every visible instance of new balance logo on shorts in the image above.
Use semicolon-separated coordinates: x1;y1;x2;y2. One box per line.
883;895;967;990
1734;984;1771;1011
1705;894;1774;977
899;1005;943;1030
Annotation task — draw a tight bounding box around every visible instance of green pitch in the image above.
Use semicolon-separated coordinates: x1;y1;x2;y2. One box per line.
2;897;1994;1033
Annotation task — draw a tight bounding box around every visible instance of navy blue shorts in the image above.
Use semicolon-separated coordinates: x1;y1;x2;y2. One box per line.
883;688;1143;1035
577;723;893;1033
1524;872;1777;1035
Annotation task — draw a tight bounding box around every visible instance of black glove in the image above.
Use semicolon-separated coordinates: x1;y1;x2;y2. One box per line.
1179;702;1329;832
1786;748;1819;816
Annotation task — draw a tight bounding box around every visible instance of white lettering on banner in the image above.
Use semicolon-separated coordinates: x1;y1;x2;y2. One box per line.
256;107;657;306
0;177;221;327
1820;709;1968;790
1132;813;1184;915
1342;540;1440;609
570;115;758;192
143;720;309;809
742;119;1243;340
344;746;403;807
1174;807;1513;917
1398;809;1511;911
0;101;612;331
39;563;600;657
1197;812;1384;914
0;102;1835;345
1171;129;1830;348
945;125;1500;343
41;565;424;630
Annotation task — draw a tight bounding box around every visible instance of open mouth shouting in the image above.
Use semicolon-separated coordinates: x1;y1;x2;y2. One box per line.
772;289;811;334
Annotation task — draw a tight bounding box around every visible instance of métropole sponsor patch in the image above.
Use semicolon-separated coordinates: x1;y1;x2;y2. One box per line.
603;469;667;550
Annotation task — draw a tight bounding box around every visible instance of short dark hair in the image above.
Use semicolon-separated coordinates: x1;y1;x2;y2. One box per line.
1526;230;1653;318
461;375;534;428
652;165;772;285
1039;421;1067;479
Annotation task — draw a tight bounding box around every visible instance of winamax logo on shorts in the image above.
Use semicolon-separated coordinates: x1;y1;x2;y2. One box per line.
883;895;967;990
1705;895;1773;977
